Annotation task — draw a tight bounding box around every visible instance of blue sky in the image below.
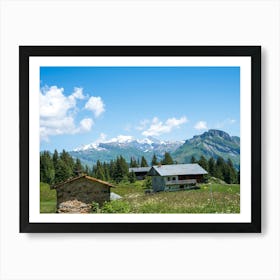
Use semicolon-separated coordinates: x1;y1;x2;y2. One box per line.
40;66;240;152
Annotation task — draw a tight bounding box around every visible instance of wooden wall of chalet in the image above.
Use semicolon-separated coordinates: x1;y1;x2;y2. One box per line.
56;177;110;208
178;174;204;183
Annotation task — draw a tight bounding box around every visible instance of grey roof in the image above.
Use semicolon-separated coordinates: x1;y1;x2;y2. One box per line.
149;164;207;176
129;167;151;173
110;192;122;200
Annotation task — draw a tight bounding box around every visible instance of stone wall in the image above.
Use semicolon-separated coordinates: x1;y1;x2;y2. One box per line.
56;177;111;212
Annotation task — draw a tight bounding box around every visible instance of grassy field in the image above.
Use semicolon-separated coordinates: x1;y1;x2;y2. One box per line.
40;182;57;213
40;180;240;214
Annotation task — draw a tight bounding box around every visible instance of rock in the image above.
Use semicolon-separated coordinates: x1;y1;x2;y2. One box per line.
58;199;92;213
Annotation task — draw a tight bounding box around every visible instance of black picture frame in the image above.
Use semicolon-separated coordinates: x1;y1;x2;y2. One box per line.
20;46;261;233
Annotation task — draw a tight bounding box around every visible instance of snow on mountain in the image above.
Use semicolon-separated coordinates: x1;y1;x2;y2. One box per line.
73;135;182;152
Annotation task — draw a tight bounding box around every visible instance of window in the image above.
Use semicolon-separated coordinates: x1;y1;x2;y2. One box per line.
167;177;171;181
172;177;176;181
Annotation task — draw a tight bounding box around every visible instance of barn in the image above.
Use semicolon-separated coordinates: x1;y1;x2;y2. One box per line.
147;163;208;192
51;175;115;213
128;167;151;180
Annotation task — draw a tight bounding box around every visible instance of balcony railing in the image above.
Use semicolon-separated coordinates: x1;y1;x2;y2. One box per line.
165;179;196;185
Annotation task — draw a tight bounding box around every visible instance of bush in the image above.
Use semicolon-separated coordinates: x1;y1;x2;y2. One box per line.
101;200;131;213
91;201;99;213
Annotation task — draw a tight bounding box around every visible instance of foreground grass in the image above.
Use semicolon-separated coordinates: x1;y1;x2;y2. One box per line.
107;182;240;214
40;182;56;213
40;180;240;214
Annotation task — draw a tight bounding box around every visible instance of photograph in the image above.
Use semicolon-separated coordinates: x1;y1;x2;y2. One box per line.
39;66;241;215
20;46;261;232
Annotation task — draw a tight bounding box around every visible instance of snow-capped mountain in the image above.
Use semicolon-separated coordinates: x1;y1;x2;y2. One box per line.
70;136;183;165
69;130;240;168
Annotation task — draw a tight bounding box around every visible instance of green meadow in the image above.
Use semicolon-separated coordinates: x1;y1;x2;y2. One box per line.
40;180;240;214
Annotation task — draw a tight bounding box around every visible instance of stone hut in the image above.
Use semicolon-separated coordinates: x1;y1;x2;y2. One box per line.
51;175;115;213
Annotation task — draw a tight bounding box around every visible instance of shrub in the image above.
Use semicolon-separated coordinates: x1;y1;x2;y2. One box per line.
101;200;131;213
91;201;100;213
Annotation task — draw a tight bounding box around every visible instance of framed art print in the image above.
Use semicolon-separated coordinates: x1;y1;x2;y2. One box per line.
19;46;261;233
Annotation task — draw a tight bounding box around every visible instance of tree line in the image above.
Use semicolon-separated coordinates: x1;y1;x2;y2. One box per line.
191;155;240;184
40;150;239;185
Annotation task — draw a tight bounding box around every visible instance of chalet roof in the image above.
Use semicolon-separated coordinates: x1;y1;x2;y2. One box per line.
51;175;115;189
128;167;151;173
148;163;208;176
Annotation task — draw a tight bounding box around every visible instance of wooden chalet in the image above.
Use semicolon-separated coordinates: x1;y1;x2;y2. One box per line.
147;163;207;192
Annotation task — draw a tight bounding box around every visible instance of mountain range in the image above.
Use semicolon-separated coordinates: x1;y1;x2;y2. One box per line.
69;129;240;169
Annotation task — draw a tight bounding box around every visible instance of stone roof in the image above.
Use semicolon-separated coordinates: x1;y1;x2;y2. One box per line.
51;175;115;189
148;163;208;176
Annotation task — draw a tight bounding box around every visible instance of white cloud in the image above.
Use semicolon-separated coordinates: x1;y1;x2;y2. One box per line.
95;133;107;143
78;118;94;132
40;86;93;141
136;119;150;131
194;121;208;130
69;87;86;101
85;96;105;117
215;118;236;129
142;116;187;137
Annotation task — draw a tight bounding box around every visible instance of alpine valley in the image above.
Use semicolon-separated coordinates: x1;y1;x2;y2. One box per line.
69;129;240;169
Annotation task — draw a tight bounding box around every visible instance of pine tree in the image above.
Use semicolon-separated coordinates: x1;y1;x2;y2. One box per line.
140;156;148;167
224;158;237;184
215;156;226;180
161;152;174;165
95;160;105;181
128;170;136;183
190;155;197;163
84;165;90;175
109;160;116;181
151;154;158;166
103;162;110;181
54;158;73;183
130;157;138;168
60;149;75;175
198;155;208;171
52;149;59;173
208;157;216;177
40;151;55;184
74;158;83;176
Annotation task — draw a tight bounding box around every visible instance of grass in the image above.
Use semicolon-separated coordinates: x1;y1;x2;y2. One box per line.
40;182;57;213
40;180;240;214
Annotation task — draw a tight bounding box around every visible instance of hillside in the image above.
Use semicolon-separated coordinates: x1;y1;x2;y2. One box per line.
68;129;240;168
172;129;240;168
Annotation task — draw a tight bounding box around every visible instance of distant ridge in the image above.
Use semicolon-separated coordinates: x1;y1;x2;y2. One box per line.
69;129;240;169
172;129;240;168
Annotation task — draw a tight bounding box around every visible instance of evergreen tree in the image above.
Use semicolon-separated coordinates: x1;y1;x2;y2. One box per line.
130;157;138;168
103;162;110;181
208;157;216;177
215;156;226;180
84;165;90;175
114;156;129;183
140;156;148;167
94;160;105;181
128;170;136;183
161;152;174;165
40;151;55;184
224;158;237;184
74;158;83;176
198;155;208;171
109;160;116;181
54;158;73;183
52;149;59;173
190;155;197;163
151;154;158;166
60;149;75;175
